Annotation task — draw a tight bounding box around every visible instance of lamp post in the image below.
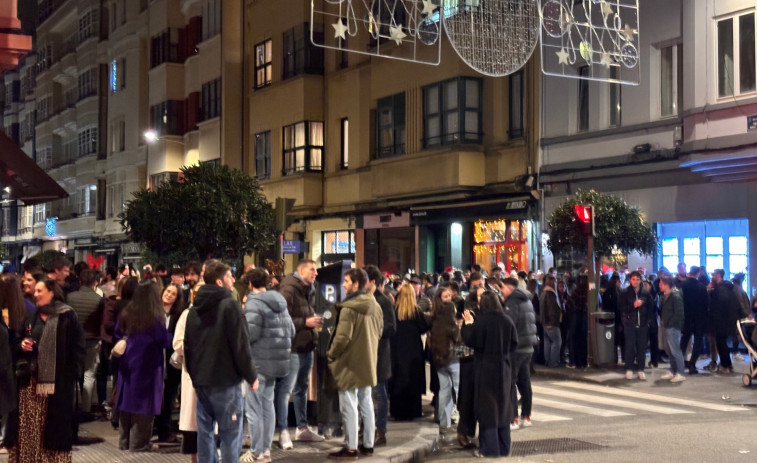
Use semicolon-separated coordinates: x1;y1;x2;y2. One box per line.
144;130;158;189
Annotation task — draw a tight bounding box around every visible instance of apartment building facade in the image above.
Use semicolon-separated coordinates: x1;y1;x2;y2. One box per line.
246;0;541;275
539;0;757;292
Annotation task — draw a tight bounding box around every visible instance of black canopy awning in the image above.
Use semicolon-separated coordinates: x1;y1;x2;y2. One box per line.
0;130;68;205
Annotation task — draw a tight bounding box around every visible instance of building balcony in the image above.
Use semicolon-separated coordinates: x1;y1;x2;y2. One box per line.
259;172;323;216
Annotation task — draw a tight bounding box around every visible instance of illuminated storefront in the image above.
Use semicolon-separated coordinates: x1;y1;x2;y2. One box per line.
473;219;532;273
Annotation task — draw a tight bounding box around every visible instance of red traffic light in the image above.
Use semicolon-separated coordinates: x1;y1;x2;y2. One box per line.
574;204;592;223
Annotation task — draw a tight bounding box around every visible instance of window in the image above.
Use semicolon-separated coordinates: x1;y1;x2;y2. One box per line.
661;238;679;273
34;203;48;224
508;70;523;138
120;58;126;89
78;127;98;157
37;147;52;169
111;120;125;153
77;185;97;215
609;66;621;127
200;78;221;121
282;121;323;174
36;97;51;122
683;237;701;269
78;68;98;100
254;39;272;89
340;118;349;169
202;0;222;41
121;0;127;25
660;44;682;117
578;65;589;131
150;100;185;135
255;131;271;179
37;43;52;72
376;93;405;157
706;236;724;272
107;185;114;218
321;230;356;266
282;23;324;79
18;206;32;232
423;77;483;147
729;236;748;280
151;29;180;68
150;172;178;190
78;9;99;43
717;13;756;97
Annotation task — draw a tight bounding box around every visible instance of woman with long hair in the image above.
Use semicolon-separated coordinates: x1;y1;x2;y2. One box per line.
389;284;428;421
0;274;27;454
8;276;85;463
173;295;199;463
461;291;517;458
115;280;172;452
428;301;461;443
155;283;184;443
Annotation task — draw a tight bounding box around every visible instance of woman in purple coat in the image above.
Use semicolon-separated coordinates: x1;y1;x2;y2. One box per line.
115;280;172;452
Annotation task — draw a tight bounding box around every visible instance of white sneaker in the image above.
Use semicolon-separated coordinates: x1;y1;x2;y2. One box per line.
510;419;520;431
520;416;532;427
295;426;325;442
625;370;633;380
279;429;293;450
637;371;647;381
670;373;687;383
734;353;745;361
660;371;674;380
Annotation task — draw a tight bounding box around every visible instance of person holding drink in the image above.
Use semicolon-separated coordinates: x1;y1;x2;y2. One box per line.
620;271;654;380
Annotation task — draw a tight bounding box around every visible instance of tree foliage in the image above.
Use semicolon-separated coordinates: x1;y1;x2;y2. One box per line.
547;189;657;257
30;250;67;271
119;163;277;266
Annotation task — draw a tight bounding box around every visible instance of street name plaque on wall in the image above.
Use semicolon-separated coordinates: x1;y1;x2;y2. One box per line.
748;115;757;131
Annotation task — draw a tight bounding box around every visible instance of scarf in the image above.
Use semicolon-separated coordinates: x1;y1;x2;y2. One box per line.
36;301;71;396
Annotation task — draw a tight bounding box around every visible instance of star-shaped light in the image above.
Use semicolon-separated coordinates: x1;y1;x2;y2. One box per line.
422;0;437;16
332;19;348;40
622;24;636;41
600;1;614;20
600;51;613;68
556;47;569;65
389;24;407;45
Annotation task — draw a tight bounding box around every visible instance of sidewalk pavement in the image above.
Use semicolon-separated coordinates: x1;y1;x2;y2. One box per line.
0;411;440;463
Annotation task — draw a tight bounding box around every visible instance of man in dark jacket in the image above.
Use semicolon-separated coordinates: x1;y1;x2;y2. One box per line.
242;268;295;462
365;265;396;446
539;275;562;368
500;277;537;430
619;271;655;380
659;276;686;383
185;260;258;463
679;266;708;374
709;269;741;374
66;268;104;414
275;259;324;448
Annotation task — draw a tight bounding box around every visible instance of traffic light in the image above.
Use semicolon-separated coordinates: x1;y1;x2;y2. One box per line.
574;204;595;236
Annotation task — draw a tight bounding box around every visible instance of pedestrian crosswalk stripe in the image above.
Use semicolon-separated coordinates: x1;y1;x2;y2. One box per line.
555;381;747;412
532;385;693;415
533;397;632;417
528;409;573;422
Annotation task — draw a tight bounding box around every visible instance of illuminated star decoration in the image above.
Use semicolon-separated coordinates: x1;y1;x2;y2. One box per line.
556;47;569;65
332;19;348;40
389;24;407;45
600;1;614;20
622;24;636;41
600;51;613;68
422;0;437;16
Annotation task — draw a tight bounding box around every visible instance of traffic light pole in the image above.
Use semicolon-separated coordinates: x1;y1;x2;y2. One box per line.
587;233;597;366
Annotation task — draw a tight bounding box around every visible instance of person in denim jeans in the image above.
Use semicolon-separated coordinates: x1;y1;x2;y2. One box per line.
428;301;461;443
184;260;258;463
365;266;396;447
241;269;295;463
275;260;324;449
540;275;562;368
658;276;686;383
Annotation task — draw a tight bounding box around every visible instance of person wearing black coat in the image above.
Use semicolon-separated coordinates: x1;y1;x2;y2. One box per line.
566;276;589;369
709;269;742;373
679;268;708;374
461;291;518;458
366;266;396;446
619;271;654;380
602;274;622;364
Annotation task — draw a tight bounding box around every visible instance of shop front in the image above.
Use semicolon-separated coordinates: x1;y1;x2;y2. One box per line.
473;218;532;274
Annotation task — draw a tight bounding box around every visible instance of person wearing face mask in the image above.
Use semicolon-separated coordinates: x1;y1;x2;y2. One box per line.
620;271;655;380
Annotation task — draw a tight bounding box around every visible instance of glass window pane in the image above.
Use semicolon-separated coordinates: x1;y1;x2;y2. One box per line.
445;112;459;136
730;255;748;275
662;238;678;256
465;111;479;137
683;238;700;255
465;79;479;109
425;86;438;114
295;148;305;170
683;255;701;269
740;14;756;93
663;256;679;273
729;236;748;254
706;236;723;254
707;255;724;271
718;18;734;97
294;123;305;147
444;81;457;110
310;122;324;146
660;46;673;116
427;116;440;139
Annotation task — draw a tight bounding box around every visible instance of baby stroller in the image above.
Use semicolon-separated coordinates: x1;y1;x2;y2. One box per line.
736;318;757;386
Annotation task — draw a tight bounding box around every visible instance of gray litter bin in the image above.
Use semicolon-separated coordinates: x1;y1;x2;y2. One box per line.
592;311;615;366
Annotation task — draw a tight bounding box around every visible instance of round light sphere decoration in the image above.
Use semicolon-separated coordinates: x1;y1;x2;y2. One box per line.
443;0;540;77
541;0;571;38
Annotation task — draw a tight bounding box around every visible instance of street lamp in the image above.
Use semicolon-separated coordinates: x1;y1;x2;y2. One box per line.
144;130;158;189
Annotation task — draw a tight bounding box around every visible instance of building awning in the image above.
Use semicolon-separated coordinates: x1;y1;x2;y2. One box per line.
0;130;68;205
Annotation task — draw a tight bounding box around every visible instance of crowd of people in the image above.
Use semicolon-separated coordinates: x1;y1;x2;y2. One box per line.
0;255;753;462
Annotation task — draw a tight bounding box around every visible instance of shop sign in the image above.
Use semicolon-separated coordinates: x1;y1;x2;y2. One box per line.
505;200;527;210
121;242;142;254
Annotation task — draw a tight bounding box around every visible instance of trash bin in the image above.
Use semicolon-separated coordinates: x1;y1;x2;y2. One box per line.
592;311;615;366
